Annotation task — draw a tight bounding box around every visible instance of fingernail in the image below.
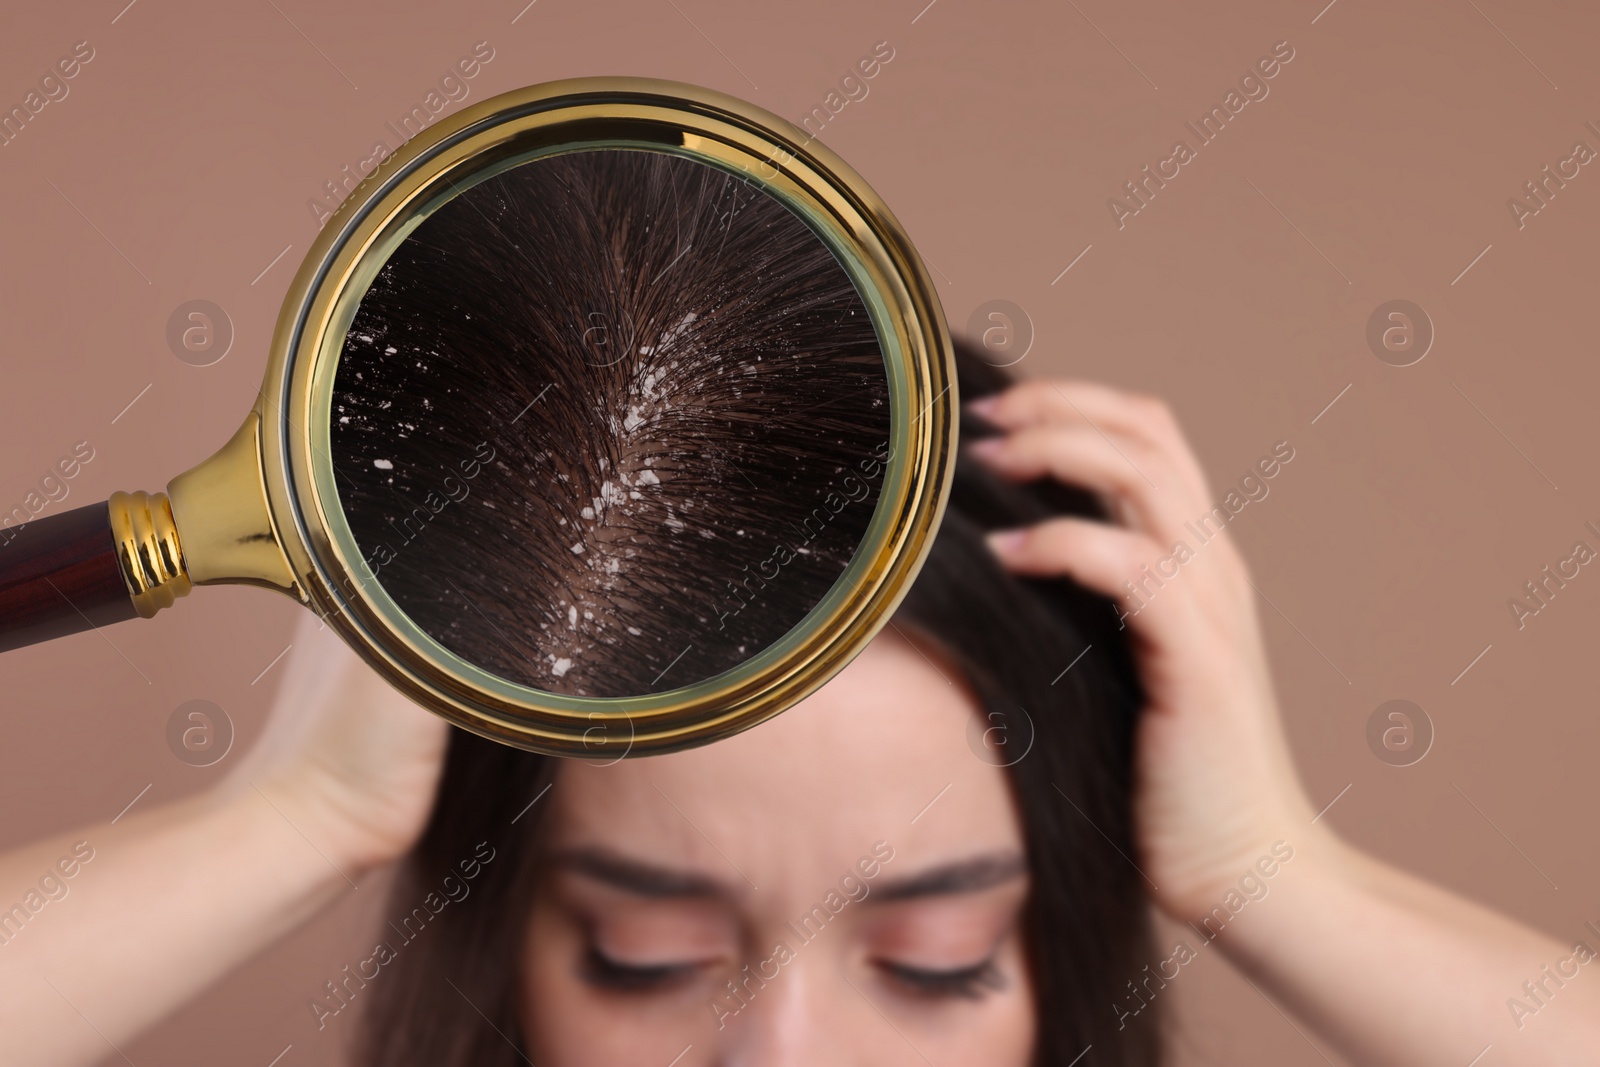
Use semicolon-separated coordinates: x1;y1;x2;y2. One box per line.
965;395;999;418
986;528;1027;556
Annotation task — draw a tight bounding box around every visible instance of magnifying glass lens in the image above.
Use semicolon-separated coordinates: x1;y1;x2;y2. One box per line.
330;148;891;698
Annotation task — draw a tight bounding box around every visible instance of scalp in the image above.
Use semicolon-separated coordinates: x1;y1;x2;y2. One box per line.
330;148;891;696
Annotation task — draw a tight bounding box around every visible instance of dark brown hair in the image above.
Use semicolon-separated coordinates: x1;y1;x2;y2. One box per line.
355;340;1161;1065
328;147;890;697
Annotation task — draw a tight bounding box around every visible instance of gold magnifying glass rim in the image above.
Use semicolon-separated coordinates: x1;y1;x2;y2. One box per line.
208;77;954;757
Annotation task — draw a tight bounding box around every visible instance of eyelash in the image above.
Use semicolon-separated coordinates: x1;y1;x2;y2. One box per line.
582;946;698;991
877;958;1004;1000
581;946;1005;1001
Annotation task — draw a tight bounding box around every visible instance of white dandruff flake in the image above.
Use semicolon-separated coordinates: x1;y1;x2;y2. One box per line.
570;541;585;555
550;657;573;678
373;458;394;470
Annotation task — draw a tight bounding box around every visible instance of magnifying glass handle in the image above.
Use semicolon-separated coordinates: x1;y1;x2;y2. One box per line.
0;492;190;653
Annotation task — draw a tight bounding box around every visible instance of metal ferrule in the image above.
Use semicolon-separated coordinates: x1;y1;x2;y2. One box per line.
108;490;192;618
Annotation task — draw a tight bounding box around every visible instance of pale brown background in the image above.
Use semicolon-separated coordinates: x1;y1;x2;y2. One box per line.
2;0;1598;1063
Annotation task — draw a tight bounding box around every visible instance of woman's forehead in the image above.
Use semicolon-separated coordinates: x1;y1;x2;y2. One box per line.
540;629;1026;892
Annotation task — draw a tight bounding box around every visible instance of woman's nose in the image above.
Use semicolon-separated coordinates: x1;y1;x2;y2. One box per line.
714;955;845;1067
712;954;924;1067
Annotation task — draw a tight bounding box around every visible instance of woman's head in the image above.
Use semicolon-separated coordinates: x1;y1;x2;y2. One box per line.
359;341;1159;1066
521;627;1035;1065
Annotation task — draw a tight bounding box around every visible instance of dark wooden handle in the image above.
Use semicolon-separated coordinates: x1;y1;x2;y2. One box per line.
0;501;136;653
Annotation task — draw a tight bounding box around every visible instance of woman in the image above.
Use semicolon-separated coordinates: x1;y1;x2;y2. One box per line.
1;344;1597;1066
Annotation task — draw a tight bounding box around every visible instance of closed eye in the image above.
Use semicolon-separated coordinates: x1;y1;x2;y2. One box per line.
876;958;1003;1000
581;945;700;991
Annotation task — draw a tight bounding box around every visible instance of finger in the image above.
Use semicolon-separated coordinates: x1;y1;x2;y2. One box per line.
969;379;1213;502
968;422;1207;547
983;517;1205;650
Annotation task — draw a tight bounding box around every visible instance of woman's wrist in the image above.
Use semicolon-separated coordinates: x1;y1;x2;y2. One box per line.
239;763;423;878
189;778;366;894
1147;771;1331;929
1177;818;1360;952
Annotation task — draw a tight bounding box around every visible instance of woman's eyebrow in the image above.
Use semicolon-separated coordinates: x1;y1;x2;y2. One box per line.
869;852;1027;903
550;846;731;899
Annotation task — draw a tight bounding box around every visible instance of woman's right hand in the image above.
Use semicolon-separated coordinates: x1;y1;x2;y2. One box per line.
225;607;452;874
0;608;451;1067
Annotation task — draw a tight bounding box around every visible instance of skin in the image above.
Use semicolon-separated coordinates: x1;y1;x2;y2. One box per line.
0;378;1596;1066
521;632;1034;1066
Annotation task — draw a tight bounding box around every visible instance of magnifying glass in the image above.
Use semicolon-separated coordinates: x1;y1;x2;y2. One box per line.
0;78;954;757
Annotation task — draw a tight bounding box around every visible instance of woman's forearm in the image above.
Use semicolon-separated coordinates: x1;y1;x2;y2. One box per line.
1210;827;1600;1065
0;782;356;1067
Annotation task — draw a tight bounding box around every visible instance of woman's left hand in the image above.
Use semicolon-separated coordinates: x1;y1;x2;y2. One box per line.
966;379;1323;926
